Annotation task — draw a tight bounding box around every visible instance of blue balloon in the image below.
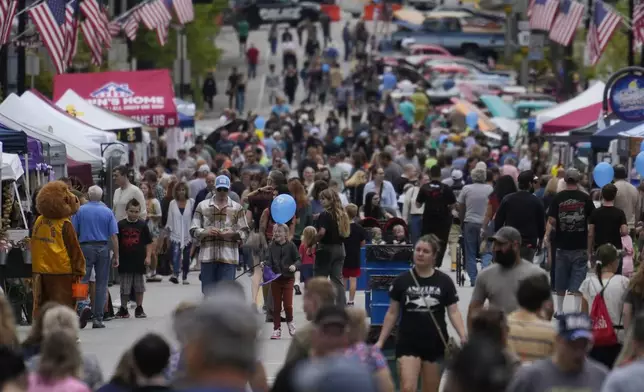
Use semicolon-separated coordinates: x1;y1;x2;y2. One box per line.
322;63;330;73
593;162;614;187
271;194;296;224
636;152;644;176
443;79;455;90
254;116;266;130
466;112;478;129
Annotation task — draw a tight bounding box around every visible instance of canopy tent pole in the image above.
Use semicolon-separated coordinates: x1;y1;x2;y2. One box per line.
13;182;28;229
23;153;30;211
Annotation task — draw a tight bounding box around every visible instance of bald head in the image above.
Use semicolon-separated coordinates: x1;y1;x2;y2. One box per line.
206;173;216;190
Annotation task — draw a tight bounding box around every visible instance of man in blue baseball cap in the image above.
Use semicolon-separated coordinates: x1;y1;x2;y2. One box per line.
191;174;249;294
507;313;608;392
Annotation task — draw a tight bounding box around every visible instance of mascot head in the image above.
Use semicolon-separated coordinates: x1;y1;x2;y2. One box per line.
36;181;80;219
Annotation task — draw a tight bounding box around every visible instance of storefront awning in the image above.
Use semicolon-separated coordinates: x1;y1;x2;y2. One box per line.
53;70;178;128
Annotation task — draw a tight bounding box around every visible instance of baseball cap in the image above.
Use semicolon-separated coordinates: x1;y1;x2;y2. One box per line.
557;312;593;341
314;305;349;328
491;226;522;245
518;170;537;186
215;175;230;190
451;169;463;181
310;127;321;136
565;168;581;184
198;164;210;173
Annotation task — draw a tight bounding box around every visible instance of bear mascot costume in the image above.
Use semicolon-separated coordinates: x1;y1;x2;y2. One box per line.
31;181;86;317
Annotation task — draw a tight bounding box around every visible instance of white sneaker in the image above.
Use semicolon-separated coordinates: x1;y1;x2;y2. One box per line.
182;279;189;285
287;322;296;336
271;329;281;339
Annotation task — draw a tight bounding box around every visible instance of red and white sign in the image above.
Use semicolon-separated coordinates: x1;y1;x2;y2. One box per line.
53;69;178;127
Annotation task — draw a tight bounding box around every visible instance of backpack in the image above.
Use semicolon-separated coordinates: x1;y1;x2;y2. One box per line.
590;277;618;347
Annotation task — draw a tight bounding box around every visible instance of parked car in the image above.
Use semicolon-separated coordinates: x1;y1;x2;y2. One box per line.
403;43;452;56
392;12;505;60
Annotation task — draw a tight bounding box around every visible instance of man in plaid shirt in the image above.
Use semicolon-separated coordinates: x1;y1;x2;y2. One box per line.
191;175;249;294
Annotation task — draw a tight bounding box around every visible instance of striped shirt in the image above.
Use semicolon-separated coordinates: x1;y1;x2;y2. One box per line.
190;196;249;264
506;309;556;363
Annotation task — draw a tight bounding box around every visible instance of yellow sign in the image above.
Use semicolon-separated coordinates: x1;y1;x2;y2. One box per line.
65;104;83;118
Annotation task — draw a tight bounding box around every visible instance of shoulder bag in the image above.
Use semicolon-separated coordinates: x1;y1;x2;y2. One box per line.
409;268;460;361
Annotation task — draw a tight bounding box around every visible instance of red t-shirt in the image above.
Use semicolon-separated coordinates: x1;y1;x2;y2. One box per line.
247;47;259;65
299;243;315;265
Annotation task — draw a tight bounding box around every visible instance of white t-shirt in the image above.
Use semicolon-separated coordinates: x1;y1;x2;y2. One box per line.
579;274;629;342
113;184;147;221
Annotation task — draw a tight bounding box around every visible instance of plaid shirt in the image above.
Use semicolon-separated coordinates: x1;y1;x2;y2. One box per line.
191;196;249;264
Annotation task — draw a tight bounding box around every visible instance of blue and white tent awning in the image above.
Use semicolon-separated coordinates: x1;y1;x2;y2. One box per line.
173;98;196;128
591;119;644;150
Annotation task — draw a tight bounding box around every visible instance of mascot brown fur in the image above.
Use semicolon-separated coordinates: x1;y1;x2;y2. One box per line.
31;181;85;317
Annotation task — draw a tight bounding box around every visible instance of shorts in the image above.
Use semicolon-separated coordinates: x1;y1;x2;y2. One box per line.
343;267;361;278
239;36;247;44
554;249;587;293
300;264;314;283
119;273;146;295
337;105;348;119
396;338;444;363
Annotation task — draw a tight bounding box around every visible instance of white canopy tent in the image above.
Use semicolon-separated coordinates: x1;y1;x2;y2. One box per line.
535;81;606;129
20;91;123;148
1;152;24;181
0;94;103;173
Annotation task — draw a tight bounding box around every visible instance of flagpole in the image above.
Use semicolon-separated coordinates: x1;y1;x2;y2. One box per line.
630;0;635;66
17;0;27;94
14;0;45;18
111;0;152;23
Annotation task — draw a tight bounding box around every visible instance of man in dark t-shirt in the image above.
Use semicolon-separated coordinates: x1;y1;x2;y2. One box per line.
416;166;456;267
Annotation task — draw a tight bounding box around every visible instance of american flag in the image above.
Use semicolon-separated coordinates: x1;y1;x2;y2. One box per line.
64;0;79;66
28;0;69;74
137;0;171;45
80;0;109;48
172;0;194;25
634;0;644;43
123;14;139;41
549;0;585;46
529;0;558;31
80;20;101;65
0;0;17;45
108;20;121;36
585;0;622;66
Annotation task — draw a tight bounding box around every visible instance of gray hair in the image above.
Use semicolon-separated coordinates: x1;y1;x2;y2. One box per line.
178;291;259;373
42;305;80;339
471;168;487;184
87;185;103;201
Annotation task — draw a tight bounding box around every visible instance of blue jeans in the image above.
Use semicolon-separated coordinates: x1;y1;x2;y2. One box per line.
170;241;191;280
463;222;491;284
248;63;257;79
409;215;423;245
554;249;587;293
80;243;110;322
200;262;237;294
236;91;245;113
344;40;351;61
270;38;277;55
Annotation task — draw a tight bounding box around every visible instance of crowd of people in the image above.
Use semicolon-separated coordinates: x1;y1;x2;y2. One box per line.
4;12;644;392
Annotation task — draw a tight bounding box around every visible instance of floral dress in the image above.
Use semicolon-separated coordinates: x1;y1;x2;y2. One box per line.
146;198;162;239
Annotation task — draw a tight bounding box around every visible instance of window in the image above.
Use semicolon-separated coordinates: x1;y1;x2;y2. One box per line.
422;19;442;32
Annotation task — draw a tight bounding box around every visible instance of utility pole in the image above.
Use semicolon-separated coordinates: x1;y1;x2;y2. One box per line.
17;0;27;94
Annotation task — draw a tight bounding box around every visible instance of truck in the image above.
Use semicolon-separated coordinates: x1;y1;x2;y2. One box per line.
392;11;505;60
230;0;322;29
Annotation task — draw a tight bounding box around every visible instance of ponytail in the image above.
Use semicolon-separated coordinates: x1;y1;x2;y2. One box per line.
596;261;603;286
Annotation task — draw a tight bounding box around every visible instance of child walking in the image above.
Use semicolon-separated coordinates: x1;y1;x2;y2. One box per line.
263;223;301;339
116;199;153;319
298;226;316;288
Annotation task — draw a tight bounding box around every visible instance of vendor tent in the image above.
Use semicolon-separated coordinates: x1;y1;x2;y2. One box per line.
591;119;643;150
541;102;603;133
0;127;28;154
55;89;150;144
53;69;178;127
536;82;605;128
0;94;102;174
22;90;119;146
1;152;24;181
0;113;65;176
66;158;92;187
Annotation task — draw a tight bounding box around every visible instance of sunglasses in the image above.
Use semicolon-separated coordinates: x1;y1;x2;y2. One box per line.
216;188;228;193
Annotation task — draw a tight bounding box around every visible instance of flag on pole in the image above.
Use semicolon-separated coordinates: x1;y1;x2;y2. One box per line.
585;0;622;66
123;14;139;41
137;0;171;45
80;19;101;65
172;0;194;25
634;0;644;43
0;0;18;45
64;0;79;66
549;0;585;46
80;0;109;47
108;20;121;36
29;0;69;74
529;0;558;31
527;0;534;17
